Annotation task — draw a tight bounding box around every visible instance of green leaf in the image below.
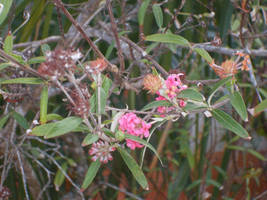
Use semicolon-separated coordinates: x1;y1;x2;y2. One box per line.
0;114;9;129
227;145;266;161
142;100;172;111
46;113;63;121
227;145;245;151
54;162;68;191
193;48;213;63
102;75;112;94
138;0;151;26
0;77;44;85
208;76;232;105
12;112;29;129
211;109;250;139
124;134;163;166
118;147;149;190
97;88;107;114
3;33;13;53
31;117;83;138
248;99;267;116
89;94;97;113
178;88;205;102
41;44;51;55
229;91;248;121
0;63;10;71
0;0;13;25
81;159;101;190
247;149;266;161
40;85;48;124
186;179;221;191
27;56;46;64
145;33;190;47
82;134;99;147
152;4;163;28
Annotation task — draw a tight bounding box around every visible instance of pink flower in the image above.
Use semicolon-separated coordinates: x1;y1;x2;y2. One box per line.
119;113;151;150
89;141;116;164
165;74;187;98
179;100;186;108
155;74;188;116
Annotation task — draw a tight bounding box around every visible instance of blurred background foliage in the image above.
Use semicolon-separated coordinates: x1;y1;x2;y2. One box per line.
0;0;266;199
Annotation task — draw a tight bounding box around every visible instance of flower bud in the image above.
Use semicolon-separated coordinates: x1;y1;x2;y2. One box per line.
115;130;125;141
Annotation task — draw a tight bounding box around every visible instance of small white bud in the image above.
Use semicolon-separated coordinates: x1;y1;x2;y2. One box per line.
142;51;147;57
204;110;212;118
0;4;3;15
33;120;39;125
26;129;32;134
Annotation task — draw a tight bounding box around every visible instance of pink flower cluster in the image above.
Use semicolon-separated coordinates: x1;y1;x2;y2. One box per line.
89;141;116;164
156;74;188;115
119;113;151;150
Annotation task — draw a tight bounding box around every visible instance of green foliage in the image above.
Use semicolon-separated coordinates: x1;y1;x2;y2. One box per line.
81;159;101;190
0;0;13;25
145;33;190;47
0;0;265;199
118;147;149;190
31;117;83;138
211;109;249;139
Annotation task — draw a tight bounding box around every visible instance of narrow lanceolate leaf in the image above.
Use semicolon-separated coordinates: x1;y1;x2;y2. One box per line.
145;33;190;47
229;91;248;121
102;75;112;94
82;134;99;147
40;85;48;124
142;100;172;111
118;147;149;190
193;48;213;63
248;99;267;116
125;134;163;166
46;113;63;121
211;109;250;139
0;63;10;71
12;112;29;129
0;0;13;25
54;162;68;191
0;77;44;85
27;56;46;64
152;4;163;28
97;88;107;114
3;33;13;53
31;117;83;138
81;159;101;191
138;0;151;26
178;88;205;102
0;114;10;129
247;149;266;161
208;76;232;105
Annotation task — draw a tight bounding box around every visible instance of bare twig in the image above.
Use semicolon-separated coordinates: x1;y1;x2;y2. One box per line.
106;0;125;72
16;150;30;200
13;36;62;49
0;49;47;80
99;181;144;200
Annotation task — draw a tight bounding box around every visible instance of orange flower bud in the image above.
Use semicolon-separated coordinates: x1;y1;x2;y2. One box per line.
143;74;162;94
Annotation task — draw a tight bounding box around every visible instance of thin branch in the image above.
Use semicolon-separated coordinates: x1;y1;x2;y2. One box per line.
192;43;267;57
53;0;116;72
106;0;125;72
0;49;47;80
16;150;30;200
13;36;62;49
99;181;144;200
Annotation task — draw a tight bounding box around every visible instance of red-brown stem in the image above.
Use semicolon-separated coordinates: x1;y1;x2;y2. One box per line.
53;0;112;68
106;0;125;72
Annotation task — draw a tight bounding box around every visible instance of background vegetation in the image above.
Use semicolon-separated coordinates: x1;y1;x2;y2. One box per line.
0;0;266;199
